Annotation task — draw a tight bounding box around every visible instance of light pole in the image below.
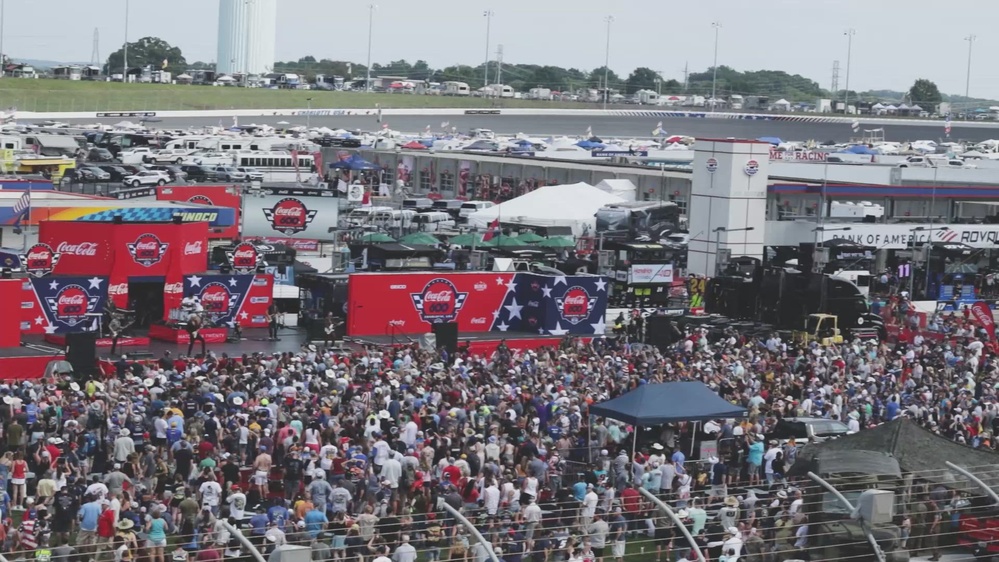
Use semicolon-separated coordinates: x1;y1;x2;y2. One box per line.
483;10;493;87
0;0;5;78
306;97;313;128
123;0;130;81
602;16;613;110
710;21;721;111
365;4;376;92
965;34;976;105
712;226;754;276
843;28;856;114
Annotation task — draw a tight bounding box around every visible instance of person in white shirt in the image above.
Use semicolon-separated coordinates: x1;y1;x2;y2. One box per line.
227;485;247;520
763;441;781;484
401;419;419;448
522;497;542;542
392;535;417;562
199;476;223;515
482;481;501;516
581;484;599;528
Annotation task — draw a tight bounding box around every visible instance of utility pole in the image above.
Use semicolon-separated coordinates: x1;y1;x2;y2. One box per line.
0;0;5;77
965;34;976;105
710;22;721;111
123;0;130;81
831;60;840;94
682;62;689;92
365;4;376;92
843;29;856;114
602;15;614;110
495;44;503;86
483;10;493;87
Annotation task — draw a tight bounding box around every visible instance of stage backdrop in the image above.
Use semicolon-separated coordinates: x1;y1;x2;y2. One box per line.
21;276;109;334
242;186;339;241
156;185;242;240
183;274;274;329
346;272;608;337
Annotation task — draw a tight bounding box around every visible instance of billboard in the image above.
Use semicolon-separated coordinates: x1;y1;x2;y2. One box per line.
183;273;274;328
21;276;109;334
346;272;608;337
243;186;339;240
156;185;242;239
629;264;674;284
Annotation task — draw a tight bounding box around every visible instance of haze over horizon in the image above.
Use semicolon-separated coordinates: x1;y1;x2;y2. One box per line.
2;0;994;99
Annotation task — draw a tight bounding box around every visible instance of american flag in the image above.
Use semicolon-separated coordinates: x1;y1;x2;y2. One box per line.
12;190;30;216
945;114;952;137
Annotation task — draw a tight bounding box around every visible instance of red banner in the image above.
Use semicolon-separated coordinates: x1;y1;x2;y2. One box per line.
971;300;996;340
39;221;209;278
0;279;21;346
156;185;242;240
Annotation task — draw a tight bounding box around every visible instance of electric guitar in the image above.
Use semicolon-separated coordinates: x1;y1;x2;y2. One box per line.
325;320;344;335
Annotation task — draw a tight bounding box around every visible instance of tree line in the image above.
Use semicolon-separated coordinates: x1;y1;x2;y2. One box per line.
104;37;947;105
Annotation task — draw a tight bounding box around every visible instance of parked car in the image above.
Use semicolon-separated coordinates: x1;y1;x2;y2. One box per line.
213;166;246;182
79;165;111;181
122;170;171;187
151;148;194;164
118;164;147;175
87;148;115;163
179;165;214;182
235;167;264;181
66;167;97;183
458;200;496;221
96;165;131;182
431;199;466;219
146;164;188;183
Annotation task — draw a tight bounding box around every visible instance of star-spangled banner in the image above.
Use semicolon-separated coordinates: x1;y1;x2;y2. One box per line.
183;274;257;327
489;273;608;335
28;276;108;334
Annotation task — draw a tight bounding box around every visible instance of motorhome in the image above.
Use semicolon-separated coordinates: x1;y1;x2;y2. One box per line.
485;84;514;98
234;151;315;182
413;211;456;232
458;200;495;221
372;209;416;232
729;94;745;110
443;81;470;96
528;88;552;100
637;90;659;105
595;201;683;239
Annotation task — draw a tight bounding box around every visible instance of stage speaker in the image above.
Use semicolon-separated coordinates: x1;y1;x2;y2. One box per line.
65;332;98;376
644;316;675;349
432;322;459;355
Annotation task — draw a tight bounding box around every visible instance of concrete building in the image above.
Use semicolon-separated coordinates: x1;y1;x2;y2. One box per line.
217;0;277;76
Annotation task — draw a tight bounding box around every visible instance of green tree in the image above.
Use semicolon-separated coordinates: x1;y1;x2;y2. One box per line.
589;66;621;90
908;78;942;105
105;36;186;75
625;67;662;94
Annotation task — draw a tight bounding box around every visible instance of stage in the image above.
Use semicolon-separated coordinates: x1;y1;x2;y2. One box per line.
0;343;66;381
45;334;152;348
348;331;589;356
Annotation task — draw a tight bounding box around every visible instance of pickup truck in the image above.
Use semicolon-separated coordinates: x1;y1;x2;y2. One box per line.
118;146;156;165
149;149;195;164
897;155;976;168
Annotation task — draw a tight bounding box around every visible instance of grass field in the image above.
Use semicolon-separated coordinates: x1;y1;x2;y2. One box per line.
0;79;590;113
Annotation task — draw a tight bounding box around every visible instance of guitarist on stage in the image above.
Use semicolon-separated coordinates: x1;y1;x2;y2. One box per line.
267;303;280;341
323;312;339;347
186;312;207;357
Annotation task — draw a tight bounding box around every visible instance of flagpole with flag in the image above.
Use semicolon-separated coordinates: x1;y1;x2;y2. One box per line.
945;113;952;138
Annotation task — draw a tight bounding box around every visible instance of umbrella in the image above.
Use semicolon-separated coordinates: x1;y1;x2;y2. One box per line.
401;140;426;150
515;232;546;243
537;237;576;248
447;232;484;246
277;120;290;125
358;233;396;244
482;234;528;247
399;232;440;245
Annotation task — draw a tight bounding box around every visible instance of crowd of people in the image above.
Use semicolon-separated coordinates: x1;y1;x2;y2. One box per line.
0;318;993;562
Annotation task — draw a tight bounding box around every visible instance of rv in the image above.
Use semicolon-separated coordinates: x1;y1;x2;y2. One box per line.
595;201;683;240
485;84;514;98
729;94;745;110
443;81;470;96
528;88;552;100
637;90;659;105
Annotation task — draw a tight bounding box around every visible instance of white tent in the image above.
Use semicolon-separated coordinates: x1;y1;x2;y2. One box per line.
466;182;624;236
595;179;637;202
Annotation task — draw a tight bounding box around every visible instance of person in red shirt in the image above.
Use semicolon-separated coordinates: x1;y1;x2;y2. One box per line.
620;483;641;530
197;436;215;460
196;541;222;562
441;461;461;485
96;501;116;561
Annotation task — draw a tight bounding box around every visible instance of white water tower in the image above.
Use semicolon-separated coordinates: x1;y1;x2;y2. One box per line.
217;0;277;76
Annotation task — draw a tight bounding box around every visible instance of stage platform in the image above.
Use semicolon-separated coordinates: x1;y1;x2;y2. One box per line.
148;324;229;344
0;343;66;381
45;334;151;348
348;332;590;356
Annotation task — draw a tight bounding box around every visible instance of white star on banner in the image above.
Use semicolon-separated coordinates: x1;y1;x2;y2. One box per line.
590;319;607;334
505;280;517;292
48;280;59;290
188;275;203;287
541;285;553;298
504;298;523;320
497;321;509;332
549;322;569;336
495;276;505;286
594;278;607;292
88;277;104;290
228;277;238;287
553;275;567;287
538;327;546;335
43;324;57;334
240;312;249;320
34;316;43;325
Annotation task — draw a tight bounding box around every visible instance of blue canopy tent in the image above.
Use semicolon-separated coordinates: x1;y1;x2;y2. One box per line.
841;144;878;155
576;140;605;149
330;154;380;171
589;381;748;458
757;136;783;145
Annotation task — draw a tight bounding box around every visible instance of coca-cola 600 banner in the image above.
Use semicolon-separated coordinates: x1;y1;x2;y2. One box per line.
242;186;339;241
346;272;608;337
21;276;108;334
183;273;274;329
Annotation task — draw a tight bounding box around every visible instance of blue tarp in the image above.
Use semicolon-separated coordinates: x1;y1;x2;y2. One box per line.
841;144;878;155
589;381;748;425
330;154;381;171
576;140;605;149
757;136;783;145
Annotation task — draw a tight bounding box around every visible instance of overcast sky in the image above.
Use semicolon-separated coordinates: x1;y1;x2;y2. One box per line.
4;0;995;98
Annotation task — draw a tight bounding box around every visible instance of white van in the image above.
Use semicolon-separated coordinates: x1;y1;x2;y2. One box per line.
459;200;496;221
372;209;416;231
345;206;392;227
402;198;434;212
414;211;456;232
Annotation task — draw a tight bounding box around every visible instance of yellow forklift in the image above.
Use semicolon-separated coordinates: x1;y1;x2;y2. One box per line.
793;313;844;345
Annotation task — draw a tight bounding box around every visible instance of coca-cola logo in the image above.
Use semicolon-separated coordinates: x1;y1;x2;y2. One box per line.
184;241;203;256
20;243;60;277
197;281;239;323
126;233;169;267
163;282;183;294
262;197;317;235
410;278;467;323
44;283;98;328
473;282;487;292
56;242;99;257
108;283;128;296
555;285;595;325
230;242;259;273
470;317;487;325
